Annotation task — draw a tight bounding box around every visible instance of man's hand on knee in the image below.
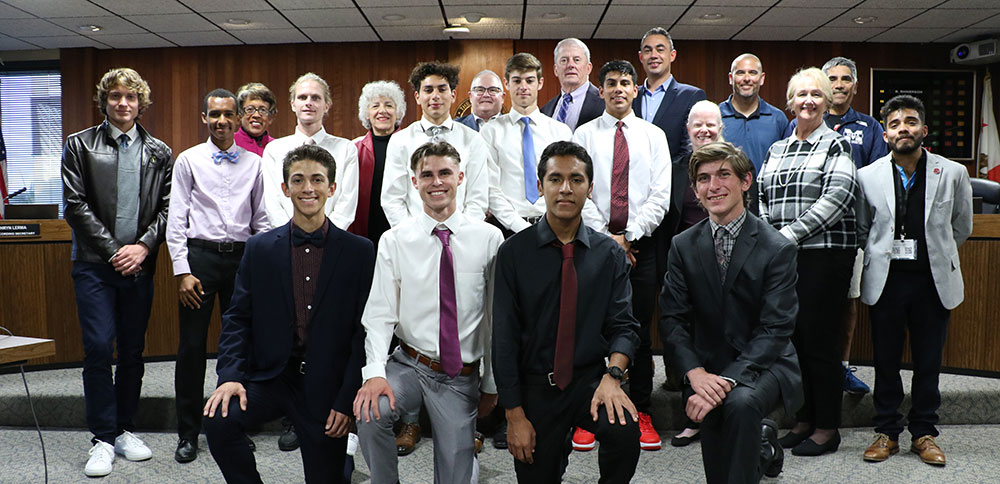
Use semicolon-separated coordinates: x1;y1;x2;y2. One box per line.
505;407;536;464
685;393;718;423
325;409;351;438
353;377;395;423
591;374;638;425
686;367;732;406
204;381;247;418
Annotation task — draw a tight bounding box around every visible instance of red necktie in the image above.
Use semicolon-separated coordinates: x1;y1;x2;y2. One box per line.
553;242;577;390
608;120;629;234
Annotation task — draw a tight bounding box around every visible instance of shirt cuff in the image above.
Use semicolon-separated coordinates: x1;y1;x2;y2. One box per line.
172;259;191;275
361;362;387;382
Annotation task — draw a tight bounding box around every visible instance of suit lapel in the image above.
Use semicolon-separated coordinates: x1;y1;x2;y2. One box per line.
273;225;294;320
310;225;344;325
651;82;679;128
632;86;645;118
723;216;758;296
879;160;896;220
695;223;724;301
924;153;942;224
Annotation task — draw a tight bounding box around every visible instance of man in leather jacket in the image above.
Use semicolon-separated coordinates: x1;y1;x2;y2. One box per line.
61;67;173;478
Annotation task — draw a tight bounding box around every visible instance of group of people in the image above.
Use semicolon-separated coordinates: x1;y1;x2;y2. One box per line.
61;25;973;484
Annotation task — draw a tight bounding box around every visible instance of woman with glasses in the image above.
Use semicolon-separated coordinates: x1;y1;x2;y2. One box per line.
234;82;277;156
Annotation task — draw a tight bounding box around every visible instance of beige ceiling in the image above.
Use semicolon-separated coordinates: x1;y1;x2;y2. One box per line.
0;0;997;50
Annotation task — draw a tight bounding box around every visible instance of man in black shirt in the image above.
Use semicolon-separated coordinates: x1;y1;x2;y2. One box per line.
493;140;640;484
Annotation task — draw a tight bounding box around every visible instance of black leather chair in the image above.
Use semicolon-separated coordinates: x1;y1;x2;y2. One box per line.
971;177;1000;214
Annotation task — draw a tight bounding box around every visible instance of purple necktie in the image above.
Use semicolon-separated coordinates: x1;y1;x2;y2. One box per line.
434;228;462;377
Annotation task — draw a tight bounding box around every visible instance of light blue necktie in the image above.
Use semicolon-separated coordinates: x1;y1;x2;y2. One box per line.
520;117;538;203
556;93;572;124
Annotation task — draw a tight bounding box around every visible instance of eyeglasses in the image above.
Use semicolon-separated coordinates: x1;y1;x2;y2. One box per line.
242;106;273;116
471;87;502;96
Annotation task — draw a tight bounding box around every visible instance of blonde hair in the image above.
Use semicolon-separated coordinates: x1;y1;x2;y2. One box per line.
94;67;151;115
785;67;833;111
289;72;332;105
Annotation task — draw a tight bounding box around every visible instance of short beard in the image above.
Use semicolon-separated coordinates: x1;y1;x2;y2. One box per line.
891;138;923;156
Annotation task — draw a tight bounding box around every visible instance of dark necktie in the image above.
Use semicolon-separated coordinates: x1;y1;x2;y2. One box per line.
553;241;577;390
714;227;728;283
520;117;539;203
117;134;130;150
292;226;324;247
556;93;572;124
434;228;462;377
213;150;239;164
608;120;629;234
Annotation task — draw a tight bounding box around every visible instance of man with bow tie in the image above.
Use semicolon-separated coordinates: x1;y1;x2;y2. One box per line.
167;88;269;464
203;143;374;483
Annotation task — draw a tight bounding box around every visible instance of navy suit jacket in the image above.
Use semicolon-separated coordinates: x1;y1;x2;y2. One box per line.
454;114;479;132
216;220;375;420
659;213;803;415
540;83;604;130
633;80;706;162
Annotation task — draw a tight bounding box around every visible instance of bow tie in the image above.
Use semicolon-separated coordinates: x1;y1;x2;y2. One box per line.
292;226;324;247
212;150;239;164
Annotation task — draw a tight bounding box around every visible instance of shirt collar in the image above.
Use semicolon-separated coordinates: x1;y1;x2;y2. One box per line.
798;121;833;144
419;210;466;236
513;108;544;125
419;116;455;132
107;122;139;144
564;82;591;101
643;76;672;94
721;95;766;119
295;126;329;144
600;110;637;127
708;209;747;239
535;215;592;249
207;139;241;155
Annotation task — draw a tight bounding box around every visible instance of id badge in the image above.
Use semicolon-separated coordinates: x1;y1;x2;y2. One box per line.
891;239;917;260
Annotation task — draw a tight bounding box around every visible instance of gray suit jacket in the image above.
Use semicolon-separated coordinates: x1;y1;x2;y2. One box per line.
659;213;803;415
856;151;973;310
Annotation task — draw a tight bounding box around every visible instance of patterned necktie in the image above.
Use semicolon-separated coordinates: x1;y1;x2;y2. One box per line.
608;120;629;234
212;150;239;164
556;93;573;124
714;227;728;283
426;125;445;141
520;117;539;203
553;241;577;390
117;134;129;151
433;228;462;378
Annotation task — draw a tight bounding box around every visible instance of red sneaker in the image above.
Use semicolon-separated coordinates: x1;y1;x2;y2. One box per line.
572;427;596;451
638;412;661;450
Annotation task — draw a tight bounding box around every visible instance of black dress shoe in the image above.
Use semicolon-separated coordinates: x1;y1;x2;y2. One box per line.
492;421;508;449
760;419;783;478
777;428;812;449
343;455;355;483
246;435;256;452
278;424;300;451
174;438;197;463
791;431;841;457
670;431;700;447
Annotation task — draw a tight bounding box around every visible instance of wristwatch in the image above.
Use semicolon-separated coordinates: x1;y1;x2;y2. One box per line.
606;365;628;382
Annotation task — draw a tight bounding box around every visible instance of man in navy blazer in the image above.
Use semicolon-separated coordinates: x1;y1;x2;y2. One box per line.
660;142;802;484
203;144;375;484
633;27;706;163
455;70;505;132
540;38;605;131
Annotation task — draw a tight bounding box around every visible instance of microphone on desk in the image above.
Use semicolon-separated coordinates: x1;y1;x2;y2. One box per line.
2;187;26;203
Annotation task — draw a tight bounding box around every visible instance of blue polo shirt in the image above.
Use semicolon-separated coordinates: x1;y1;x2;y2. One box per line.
720;96;789;172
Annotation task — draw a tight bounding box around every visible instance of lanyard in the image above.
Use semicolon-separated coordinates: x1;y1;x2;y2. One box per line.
893;163;916;238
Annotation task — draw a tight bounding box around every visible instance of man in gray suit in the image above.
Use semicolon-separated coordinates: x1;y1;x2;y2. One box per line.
856;95;972;467
660;142;801;483
857;95;972;466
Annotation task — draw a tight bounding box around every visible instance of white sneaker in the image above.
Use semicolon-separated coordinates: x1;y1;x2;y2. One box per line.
85;441;115;477
346;432;359;456
114;431;153;461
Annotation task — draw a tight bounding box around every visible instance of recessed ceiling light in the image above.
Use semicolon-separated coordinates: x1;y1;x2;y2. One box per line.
382;14;405;21
463;13;484;23
79;24;102;32
853;16;877;24
541;12;565;20
443;24;470;34
226;18;250;26
700;13;724;20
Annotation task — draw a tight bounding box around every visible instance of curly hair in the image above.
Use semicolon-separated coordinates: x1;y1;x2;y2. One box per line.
94;67;152;116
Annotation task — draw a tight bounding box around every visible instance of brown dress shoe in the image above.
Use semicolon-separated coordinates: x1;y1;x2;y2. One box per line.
474;432;484;454
396;423;421;456
863;433;899;462
911;435;946;466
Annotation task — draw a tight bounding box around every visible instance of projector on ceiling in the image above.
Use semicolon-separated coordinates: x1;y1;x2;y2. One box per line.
951;39;1000;65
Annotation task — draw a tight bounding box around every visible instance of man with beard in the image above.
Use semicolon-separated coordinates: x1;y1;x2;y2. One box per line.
855;95;972;467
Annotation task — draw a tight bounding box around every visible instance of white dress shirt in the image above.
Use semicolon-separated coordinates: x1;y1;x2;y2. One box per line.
361;210;502;393
380;117;490;227
573;111;672;242
261;127;359;230
482;109;573;233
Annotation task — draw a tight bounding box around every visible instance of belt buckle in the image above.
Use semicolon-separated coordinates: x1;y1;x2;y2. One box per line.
298;361;306;375
546;372;556;387
219;241;234;253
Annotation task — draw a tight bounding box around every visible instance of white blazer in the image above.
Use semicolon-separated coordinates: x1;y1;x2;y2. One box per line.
856;151;973;310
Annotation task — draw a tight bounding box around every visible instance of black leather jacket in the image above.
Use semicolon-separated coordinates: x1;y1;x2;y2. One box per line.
62;120;173;274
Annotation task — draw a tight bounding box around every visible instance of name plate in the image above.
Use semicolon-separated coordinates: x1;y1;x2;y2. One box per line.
0;223;42;238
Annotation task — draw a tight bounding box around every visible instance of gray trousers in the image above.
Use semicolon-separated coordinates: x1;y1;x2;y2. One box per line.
358;348;479;484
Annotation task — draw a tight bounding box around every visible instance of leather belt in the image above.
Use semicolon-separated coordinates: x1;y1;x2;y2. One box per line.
287;356;306;375
188;238;245;253
524;216;542;225
400;342;478;376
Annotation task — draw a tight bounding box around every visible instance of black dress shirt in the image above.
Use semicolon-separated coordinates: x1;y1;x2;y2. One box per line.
891;151;930;273
492;217;640;409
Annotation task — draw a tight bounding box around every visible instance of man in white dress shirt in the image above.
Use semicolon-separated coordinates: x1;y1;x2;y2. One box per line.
355;141;503;484
380;62;490;227
482;52;573;235
261;72;359;230
573;59;671;452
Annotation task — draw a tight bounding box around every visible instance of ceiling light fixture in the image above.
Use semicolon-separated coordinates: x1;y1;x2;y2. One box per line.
79;24;102;32
541;12;565;20
382;14;405;21
226;18;250;26
700;13;724;20
443;24;470;34
853;16;877;24
463;13;484;23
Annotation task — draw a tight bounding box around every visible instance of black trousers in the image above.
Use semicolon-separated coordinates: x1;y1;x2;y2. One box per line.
869;269;950;441
793;248;853;429
697;370;780;484
514;372;640;484
204;366;347;484
626;236;658;412
176;244;243;441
